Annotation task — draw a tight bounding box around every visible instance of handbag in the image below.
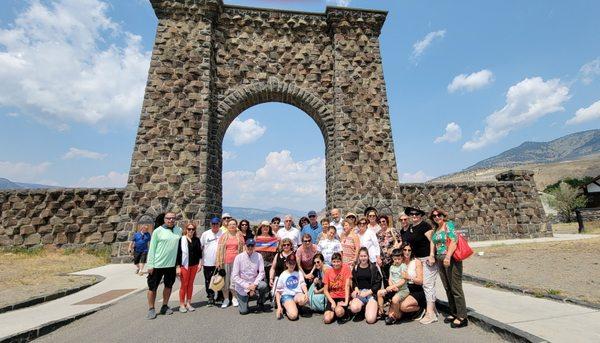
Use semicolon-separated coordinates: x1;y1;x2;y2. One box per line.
447;226;473;261
209;269;225;292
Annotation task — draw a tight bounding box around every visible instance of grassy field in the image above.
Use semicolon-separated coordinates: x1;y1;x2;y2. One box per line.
465;236;600;305
0;247;109;308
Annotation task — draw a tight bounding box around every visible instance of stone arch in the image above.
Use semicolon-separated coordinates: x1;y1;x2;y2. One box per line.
216;79;334;145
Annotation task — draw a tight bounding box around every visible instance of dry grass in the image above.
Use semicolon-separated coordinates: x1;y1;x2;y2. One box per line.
0;247;109;308
465;237;600;305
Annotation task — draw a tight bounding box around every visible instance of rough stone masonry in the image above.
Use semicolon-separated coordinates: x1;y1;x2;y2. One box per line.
0;1;549;261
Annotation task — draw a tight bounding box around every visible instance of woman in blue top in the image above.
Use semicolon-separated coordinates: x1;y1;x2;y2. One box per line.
129;224;151;274
430;208;468;328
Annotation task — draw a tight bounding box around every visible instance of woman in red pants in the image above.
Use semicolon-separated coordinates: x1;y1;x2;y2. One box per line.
176;223;203;313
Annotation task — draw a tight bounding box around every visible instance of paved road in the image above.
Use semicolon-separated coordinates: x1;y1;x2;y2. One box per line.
37;281;503;343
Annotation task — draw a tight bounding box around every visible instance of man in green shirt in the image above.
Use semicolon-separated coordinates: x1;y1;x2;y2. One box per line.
146;212;182;319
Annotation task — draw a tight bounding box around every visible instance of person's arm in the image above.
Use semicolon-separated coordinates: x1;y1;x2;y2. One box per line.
444;222;458;267
343;275;351;306
231;256;249;291
353;235;360;263
176;237;183;267
425;229;435;266
215;234;225;269
413;259;424;285
323;273;335;307
128;236;134;254
269;254;278;286
254;254;265;285
146;231;158;273
371;265;382;295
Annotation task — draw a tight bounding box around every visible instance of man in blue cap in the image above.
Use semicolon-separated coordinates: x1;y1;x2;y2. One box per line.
231;238;269;314
200;217;224;306
301;210;322;244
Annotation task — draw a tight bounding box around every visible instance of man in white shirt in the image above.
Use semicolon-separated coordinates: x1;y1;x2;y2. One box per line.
277;215;301;248
330;208;343;238
200;217;223;306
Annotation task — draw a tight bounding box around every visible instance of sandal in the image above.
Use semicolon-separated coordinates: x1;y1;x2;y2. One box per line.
444;315;455;324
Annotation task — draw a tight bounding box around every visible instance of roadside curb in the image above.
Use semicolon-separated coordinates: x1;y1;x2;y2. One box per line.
0;275;105;315
435;300;548;343
463;273;600;311
0;287;146;343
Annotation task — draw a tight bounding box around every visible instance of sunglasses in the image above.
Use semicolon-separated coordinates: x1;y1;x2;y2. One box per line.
282;243;291;247
303;240;311;243
165;217;176;220
403;248;412;252
432;213;445;218
368;214;377;217
358;222;367;225
379;220;387;224
314;260;322;264
187;227;196;230
400;218;409;221
241;223;249;226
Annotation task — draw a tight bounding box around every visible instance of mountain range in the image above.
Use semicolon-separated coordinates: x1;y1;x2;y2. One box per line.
0;178;58;190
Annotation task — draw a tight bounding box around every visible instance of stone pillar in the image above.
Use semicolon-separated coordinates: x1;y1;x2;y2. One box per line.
327;7;400;216
118;0;223;237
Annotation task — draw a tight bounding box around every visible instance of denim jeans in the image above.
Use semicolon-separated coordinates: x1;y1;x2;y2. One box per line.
235;281;268;314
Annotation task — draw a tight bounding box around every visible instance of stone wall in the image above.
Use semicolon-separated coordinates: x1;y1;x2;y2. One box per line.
0;170;549;260
0;189;125;248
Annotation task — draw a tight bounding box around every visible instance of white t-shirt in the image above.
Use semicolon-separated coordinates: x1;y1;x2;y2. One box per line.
368;223;382;235
276;270;306;297
200;229;223;266
277;227;301;248
317;238;342;266
358;229;380;263
331;219;344;238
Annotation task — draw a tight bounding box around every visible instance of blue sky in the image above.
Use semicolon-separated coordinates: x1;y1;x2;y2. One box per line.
1;0;599;211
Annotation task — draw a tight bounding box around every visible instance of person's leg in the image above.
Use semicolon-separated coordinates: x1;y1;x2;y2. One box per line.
203;266;215;300
146;268;162;309
283;300;299;320
324;310;335;324
334;302;346;319
349;298;363;314
365;299;379;324
162;268;176;309
236;293;250;315
388;294;401;319
257;281;269;306
419;258;438;323
186;265;199;305
450;260;467;320
376;289;386;316
294;292;308;307
179;266;190;307
399;295;420;314
222;264;231;303
438;258;456;318
139;252;147;273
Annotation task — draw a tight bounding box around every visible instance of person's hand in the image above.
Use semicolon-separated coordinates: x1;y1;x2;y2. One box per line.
128;248;133;255
402;271;409;279
248;290;256;297
351;290;359;298
276;307;283;319
427;255;435;266
359;290;370;298
176;266;181;278
301;294;308;303
341;300;348;307
269;278;274;287
443;256;451;267
314;277;320;285
376;256;382;267
198;263;203;271
147;268;154;275
216;263;222;269
330;299;336;308
248;284;257;292
305;273;314;280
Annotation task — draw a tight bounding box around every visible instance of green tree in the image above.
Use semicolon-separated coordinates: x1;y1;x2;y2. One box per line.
548;182;588;222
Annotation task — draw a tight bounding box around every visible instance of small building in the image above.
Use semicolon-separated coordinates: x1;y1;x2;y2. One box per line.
582;175;600;208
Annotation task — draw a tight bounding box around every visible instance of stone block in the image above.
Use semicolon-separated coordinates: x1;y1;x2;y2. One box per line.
24;233;41;246
86;232;102;244
20;225;36;236
102;232;116;244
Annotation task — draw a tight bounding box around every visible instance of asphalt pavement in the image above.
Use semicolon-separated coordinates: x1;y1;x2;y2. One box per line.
36;282;503;343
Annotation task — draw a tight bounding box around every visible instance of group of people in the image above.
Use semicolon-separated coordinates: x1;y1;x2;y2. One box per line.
137;206;468;328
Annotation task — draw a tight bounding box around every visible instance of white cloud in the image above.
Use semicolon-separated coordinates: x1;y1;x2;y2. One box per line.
223;150;325;210
226;118;267;146
62;147;107;160
566;100;600;125
580;58;600;85
399;171;433;183
7;112;20;117
222;150;237;160
74;171;127;188
434;122;462;143
411;30;446;61
0;161;51;182
0;0;151;130
448;69;494;93
463;77;570;151
327;0;351;6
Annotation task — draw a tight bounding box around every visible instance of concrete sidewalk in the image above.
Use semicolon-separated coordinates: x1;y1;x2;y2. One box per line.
470;233;597;248
0;264;147;341
436;279;600;342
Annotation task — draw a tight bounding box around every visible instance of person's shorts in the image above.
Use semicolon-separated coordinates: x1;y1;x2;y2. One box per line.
281;294;295;303
147;267;176;291
354;289;374;304
382;288;409;302
133;251;147;264
328;297;347;312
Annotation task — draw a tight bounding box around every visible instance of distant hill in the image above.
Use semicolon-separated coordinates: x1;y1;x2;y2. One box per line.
465;129;600;171
0;177;58;190
433;130;600;190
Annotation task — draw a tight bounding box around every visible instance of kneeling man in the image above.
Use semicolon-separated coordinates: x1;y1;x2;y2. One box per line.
231;238;269;314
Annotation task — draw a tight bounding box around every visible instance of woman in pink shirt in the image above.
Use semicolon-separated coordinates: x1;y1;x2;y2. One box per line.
216;218;244;308
340;220;360;268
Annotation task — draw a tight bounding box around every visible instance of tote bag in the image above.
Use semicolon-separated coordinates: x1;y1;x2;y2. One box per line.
447;230;473;262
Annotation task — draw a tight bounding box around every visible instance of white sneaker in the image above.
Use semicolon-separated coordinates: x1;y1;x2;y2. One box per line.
186;304;195;312
419;313;438;325
232;297;239;307
221;299;230;308
179;306;187;313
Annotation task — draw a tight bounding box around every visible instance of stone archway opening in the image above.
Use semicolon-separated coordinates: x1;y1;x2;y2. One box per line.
221;102;326;219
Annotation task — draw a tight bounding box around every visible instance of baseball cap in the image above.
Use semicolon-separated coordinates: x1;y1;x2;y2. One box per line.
260;220;270;226
307;210;317;217
211;217;220;224
345;212;357;218
222;213;231;219
245;238;256;246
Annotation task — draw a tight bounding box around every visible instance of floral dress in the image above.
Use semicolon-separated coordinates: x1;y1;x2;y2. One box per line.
432;221;457;257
